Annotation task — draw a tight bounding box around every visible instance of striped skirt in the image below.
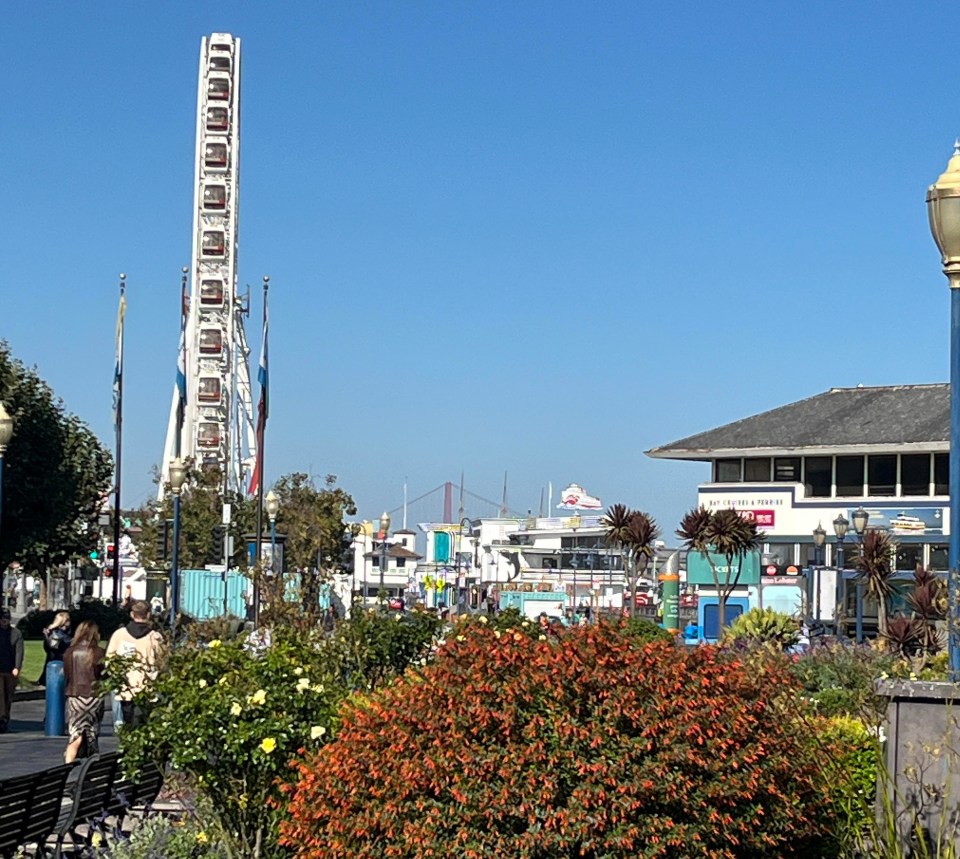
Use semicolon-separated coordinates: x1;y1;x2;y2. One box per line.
67;695;104;756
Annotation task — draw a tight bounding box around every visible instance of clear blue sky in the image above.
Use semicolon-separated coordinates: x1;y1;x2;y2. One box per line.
2;2;957;534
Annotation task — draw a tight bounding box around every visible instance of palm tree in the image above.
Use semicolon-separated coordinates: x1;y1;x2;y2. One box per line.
855;529;896;639
676;506;764;631
602;504;660;617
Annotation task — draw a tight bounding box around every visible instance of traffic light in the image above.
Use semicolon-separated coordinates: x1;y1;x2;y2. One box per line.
208;525;225;565
161;519;174;561
89;549;99;561
106;544;116;562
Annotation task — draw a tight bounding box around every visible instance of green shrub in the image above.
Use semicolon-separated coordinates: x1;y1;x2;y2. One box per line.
17;598;131;640
722;607;800;650
788;643;896;722
112;629;343;859
328;606;442;691
94;812;228;859
281;621;836;858
815;714;879;857
622;614;675;644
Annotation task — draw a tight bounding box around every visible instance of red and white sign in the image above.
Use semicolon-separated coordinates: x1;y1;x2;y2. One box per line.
738;509;775;528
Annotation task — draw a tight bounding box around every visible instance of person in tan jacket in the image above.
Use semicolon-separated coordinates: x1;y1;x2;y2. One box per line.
106;600;163;728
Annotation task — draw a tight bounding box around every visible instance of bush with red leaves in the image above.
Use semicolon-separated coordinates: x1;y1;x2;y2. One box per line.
279;620;835;859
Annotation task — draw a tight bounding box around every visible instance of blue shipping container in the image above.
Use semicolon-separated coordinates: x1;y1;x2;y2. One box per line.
180;569;248;619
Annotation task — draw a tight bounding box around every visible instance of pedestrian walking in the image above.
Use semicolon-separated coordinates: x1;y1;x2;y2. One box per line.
106;600;163;729
37;611;72;685
63;621;106;763
0;608;24;733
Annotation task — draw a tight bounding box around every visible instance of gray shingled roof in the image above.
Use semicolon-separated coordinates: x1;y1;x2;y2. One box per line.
646;384;949;460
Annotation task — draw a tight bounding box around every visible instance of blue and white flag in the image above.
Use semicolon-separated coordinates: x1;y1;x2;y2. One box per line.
112;292;126;433
249;297;269;495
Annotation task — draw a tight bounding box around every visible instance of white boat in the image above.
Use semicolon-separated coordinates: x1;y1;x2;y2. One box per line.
890;514;926;533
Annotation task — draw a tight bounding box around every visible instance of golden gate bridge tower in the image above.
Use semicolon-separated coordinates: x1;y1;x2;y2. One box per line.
160;33;257;497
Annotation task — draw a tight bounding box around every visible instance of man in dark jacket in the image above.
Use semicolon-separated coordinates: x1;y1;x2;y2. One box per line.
0;608;24;732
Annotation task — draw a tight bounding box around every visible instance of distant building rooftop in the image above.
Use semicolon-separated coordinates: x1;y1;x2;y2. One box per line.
646;384;950;461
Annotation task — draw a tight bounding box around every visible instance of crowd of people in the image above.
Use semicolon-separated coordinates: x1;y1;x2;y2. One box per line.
0;600;163;762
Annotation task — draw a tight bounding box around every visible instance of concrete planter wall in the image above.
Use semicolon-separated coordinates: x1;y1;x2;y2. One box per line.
878;679;960;850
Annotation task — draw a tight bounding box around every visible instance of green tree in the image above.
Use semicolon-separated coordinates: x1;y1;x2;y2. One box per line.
134;466;257;572
602;503;660;617
0;342;113;583
677;506;764;631
269;473;357;621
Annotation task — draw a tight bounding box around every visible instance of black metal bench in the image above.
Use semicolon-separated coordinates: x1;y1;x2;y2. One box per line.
0;764;73;859
50;752;121;857
106;761;165;829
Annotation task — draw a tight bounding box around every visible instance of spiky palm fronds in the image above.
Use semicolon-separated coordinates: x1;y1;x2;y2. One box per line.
676;506;713;552
626;512;661;562
856;530;896;637
602;503;633;549
883;615;922;657
707;508;765;563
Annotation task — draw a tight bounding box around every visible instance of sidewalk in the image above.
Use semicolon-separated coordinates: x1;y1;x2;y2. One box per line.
0;695;119;777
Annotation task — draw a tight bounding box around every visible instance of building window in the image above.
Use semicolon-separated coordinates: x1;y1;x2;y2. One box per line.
935;454;950;495
836;456;865;497
901;454;931;497
765;543;795;565
744;457;771;481
803;456;832;498
868;455;897;497
715;459;742;482
396;558;406;568
896;544;922;572
773;457;800;482
930;544;949;571
372;556;380;568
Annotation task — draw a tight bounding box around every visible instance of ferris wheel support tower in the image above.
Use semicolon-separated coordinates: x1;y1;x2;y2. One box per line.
160;33;256;498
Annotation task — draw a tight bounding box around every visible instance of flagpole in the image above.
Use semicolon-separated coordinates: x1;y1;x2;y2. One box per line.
253;275;269;626
112;273;126;608
176;266;188;458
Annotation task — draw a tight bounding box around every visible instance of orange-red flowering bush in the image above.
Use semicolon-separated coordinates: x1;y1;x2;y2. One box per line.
279;620;834;859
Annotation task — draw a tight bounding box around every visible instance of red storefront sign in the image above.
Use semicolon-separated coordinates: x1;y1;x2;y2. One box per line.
738;509;775;528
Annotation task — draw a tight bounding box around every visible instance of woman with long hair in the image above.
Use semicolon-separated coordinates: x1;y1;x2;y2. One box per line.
37;611;72;685
62;620;105;763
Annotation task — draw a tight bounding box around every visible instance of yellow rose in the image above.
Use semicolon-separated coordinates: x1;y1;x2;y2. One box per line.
293;666;304;676
208;639;221;648
260;737;277;753
296;677;311;693
198;679;208;688
196;832;209;844
478;615;488;624
230;702;242;716
310;725;327;740
249;689;267;706
218;676;229;686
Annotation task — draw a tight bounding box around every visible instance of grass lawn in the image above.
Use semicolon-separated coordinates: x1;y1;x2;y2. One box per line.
21;639;44;687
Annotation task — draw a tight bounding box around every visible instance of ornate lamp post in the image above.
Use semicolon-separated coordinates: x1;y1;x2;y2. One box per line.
0;403;13;573
378;511;391;608
927;142;960;677
811;523;826;621
833;513;849;635
265;490;280;578
168;457;187;634
852;506;870;643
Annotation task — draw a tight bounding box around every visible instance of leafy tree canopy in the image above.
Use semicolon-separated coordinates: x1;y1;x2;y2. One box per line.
0;341;113;572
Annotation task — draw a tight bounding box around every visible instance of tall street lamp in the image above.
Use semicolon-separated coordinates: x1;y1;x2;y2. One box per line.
852;506;870;643
0;402;13;577
378;511;391;608
168;457;187;635
811;523;826;621
265;490;280;581
927;141;960;678
833;513;849;635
